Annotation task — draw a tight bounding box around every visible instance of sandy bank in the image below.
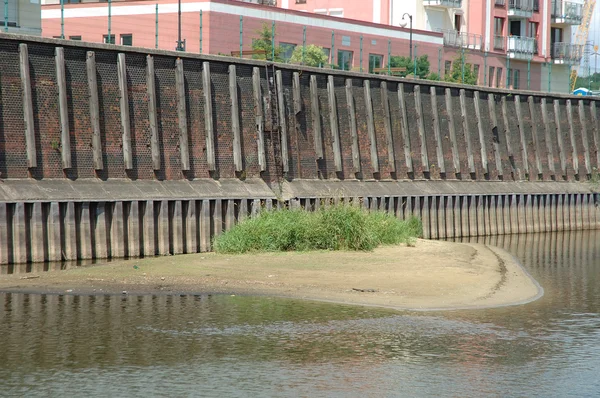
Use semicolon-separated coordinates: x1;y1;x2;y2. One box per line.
0;239;542;310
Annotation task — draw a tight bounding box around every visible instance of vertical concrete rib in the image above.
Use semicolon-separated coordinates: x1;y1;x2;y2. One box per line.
203;62;216;171
172;200;183;255
276;70;290;173
473;91;489;176
414;85;429;175
111;201;125;259
229;65;243;172
253;67;267;170
117;53;133;170
445;88;461;175
157;200;169;255
527;96;543;178
430;87;445;174
501;97;517;178
79;203;92;260
345;79;361;173
94;202;108;259
566;100;580;176
540;98;556;178
578;100;592;175
200;199;211;252
128;201;140;258
31;202;45;263
514;95;529;178
47;202;62;262
63;201;77;260
327;75;342;172
143;200;156;257
55;47;72;169
459;89;476;175
488;94;503;178
381;82;396;173
364;80;379;172
185;200;198;254
146;55;161;170
398;83;414;174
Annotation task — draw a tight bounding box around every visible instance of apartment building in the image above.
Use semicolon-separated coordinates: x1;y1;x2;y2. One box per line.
279;0;584;92
3;0;42;35
39;0;581;92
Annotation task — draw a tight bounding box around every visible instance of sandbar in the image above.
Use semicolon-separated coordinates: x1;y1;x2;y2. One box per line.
0;239;542;310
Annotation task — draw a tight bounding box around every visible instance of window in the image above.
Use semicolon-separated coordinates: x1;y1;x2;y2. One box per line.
445;60;452;75
494;17;504;35
513;69;520;89
507;68;512;88
454;14;462;32
528;22;538;39
120;34;133;46
369;54;383;73
5;0;17;25
279;42;297;61
337;50;353;71
329;9;344;18
488;66;495;87
69;36;82;41
496;68;503;88
473;64;480;85
103;34;115;44
314;9;327;15
322;48;331;63
53;36;62;39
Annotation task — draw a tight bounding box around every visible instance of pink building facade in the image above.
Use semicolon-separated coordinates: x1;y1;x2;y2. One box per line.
39;0;579;92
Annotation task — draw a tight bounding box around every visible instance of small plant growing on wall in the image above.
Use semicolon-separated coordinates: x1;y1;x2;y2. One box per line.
50;140;61;152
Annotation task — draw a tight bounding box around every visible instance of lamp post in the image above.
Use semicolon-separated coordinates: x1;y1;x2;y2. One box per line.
400;13;413;62
176;0;185;51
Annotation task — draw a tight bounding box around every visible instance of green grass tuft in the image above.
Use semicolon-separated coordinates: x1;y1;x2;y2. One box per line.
213;204;423;254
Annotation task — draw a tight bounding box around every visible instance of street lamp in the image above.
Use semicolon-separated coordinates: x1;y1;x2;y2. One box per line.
400;13;413;62
176;0;186;51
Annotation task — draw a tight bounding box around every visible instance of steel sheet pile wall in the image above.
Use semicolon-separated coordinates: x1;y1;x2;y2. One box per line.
0;34;598;265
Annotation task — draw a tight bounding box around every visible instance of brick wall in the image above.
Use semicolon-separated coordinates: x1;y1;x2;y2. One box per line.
0;33;598;185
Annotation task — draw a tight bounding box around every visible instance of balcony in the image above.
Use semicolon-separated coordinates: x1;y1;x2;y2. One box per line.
551;0;584;25
552;42;584;64
422;0;462;7
507;36;537;59
508;0;534;17
494;35;506;51
438;29;483;51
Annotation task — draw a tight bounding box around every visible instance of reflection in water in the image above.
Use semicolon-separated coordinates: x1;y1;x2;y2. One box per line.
1;231;599;397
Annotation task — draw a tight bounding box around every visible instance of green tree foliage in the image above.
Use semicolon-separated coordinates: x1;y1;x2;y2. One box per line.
573;73;600;91
443;53;478;85
388;55;431;79
251;23;283;62
289;44;329;67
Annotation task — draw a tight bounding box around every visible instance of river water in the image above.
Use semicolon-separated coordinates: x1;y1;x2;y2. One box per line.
1;231;599;397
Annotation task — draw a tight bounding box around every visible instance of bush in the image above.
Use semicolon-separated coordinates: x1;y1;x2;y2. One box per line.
213;204;423;254
289;44;329;67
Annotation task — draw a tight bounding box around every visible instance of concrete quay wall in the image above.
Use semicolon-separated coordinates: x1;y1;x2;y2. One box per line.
0;34;599;265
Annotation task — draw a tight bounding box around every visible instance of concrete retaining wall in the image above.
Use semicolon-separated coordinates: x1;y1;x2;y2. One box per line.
0;34;599;266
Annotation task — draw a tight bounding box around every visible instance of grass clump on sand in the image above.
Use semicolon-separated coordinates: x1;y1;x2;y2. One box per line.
213;204;422;254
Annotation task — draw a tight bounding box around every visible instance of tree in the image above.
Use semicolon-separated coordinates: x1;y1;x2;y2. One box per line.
251;23;283;62
444;53;478;85
388;55;431;79
289;45;329;67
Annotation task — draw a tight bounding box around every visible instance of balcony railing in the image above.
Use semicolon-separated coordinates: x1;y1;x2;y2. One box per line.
552;42;584;64
438;29;483;51
422;0;463;7
507;36;537;59
494;35;506;51
508;0;535;16
551;0;584;24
